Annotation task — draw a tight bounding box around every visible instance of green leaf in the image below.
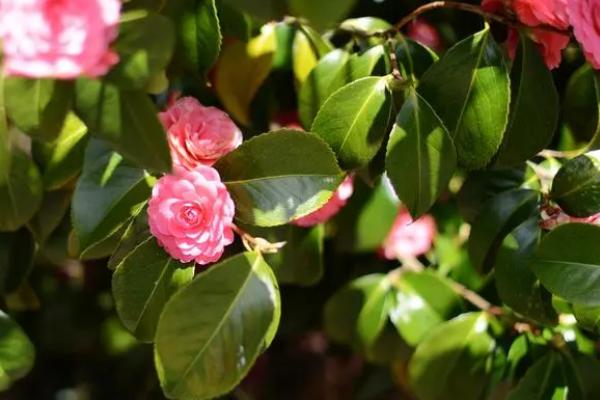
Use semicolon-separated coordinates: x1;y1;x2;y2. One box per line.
390;271;461;346
312;76;393;169
0;149;43;232
74;79;171;172
357;276;393;346
386;90;456;217
0;228;35;295
292;24;332;84
338;17;391;35
216;24;276;126
573;303;600;334
216;0;251;42
395;36;438;79
551;151;600;217
221;0;286;22
154;252;280;400
253;224;324;286
530;223;600;306
215;130;343;226
32;113;88;190
107;11;175;89
494;34;558;167
107;204;149;270
564;65;599;143
0;311;35;391
112;237;193;342
494;218;557;324
418;27;510;169
27;189;71;244
507;352;579;400
323;274;387;347
71;139;154;256
298;49;351;128
4;78;73;142
408;312;495;400
468;189;538;272
288;0;357;30
165;0;221;78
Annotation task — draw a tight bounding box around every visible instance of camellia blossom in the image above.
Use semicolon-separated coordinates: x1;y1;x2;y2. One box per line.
382;208;436;260
0;0;121;78
159;97;243;169
407;19;442;51
294;176;354;227
513;0;569;29
568;0;600;69
148;166;235;265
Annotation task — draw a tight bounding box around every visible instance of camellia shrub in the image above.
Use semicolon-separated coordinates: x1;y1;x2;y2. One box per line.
3;0;600;399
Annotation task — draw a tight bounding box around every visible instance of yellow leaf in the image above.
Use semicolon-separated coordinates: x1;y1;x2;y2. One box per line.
292;25;332;84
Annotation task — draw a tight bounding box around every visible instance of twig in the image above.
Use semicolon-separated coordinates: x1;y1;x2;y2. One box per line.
450;281;504;316
231;225;287;254
386;38;403;81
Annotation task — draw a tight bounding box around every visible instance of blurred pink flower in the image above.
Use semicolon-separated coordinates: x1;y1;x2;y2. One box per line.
294;176;354;227
514;0;569;29
407;19;442;51
568;0;600;69
148;166;235;265
0;0;120;78
382;208;436;260
159;97;243;169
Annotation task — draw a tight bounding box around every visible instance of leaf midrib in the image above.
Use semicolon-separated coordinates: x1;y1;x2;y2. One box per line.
223;173;341;185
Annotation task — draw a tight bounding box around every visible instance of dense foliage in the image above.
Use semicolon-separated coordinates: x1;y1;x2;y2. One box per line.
2;0;600;399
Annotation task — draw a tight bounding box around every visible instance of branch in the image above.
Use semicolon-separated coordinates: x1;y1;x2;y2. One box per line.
232;225;286;254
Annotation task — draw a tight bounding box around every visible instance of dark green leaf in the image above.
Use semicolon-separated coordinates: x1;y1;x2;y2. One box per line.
74;79;171;172
165;0;221;77
71;139;153;255
107;11;175;89
390;271;461;346
468;189;538;272
0;228;35;295
155;252;280;400
386;90;456;217
221;0;286;21
112;237;193;342
216;0;251;42
564;65;599;143
573;303;600;334
0;311;35;391
395;36;438;79
418;27;510;169
107;204;149;270
551;151;600;218
215;130;343;226
408;312;495;400
27;190;71;244
311;76;393;169
531;223;600;306
495;34;558;167
495;218;557;324
32;113;88;190
288;0;357;30
4;78;72;141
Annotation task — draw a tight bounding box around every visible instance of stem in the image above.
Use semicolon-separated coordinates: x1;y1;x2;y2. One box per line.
231;225;287;254
450;281;504;316
386;38;404;81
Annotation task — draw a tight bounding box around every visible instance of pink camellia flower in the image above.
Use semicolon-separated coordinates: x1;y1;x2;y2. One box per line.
407;19;442;51
293;176;354;227
159;97;243;169
382;208;436;260
513;0;569;29
148;166;235;265
0;0;120;78
568;0;600;69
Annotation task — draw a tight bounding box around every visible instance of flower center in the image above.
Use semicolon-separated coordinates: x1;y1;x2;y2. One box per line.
178;204;203;226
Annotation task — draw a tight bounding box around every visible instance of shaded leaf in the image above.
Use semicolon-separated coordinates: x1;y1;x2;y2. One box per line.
551;151;600;218
0;311;35;391
0;228;35;295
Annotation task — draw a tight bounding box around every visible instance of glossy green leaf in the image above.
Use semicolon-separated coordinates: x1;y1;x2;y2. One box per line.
408;312;495;400
107;11;175;89
338;17;391;35
495;218;557;324
418;27;510;169
0;149;43;232
154;252;280;400
573;303;600;334
0;228;35;295
27;189;71;244
395;36;438;79
71;139;153;255
216;0;251;42
216;24;276;125
4;78;72;141
390;271;461;346
165;0;221;77
32;113;88;190
357;276;393;346
551;151;600;217
112;237;193;342
312;76;393;170
215;130;343;226
468;189;538;272
386;90;456;217
292;24;332;84
495;35;558;167
0;311;35;391
288;0;357;30
74;79;171;172
345;45;389;81
564;65;599;143
107;204;149;270
531;223;600;306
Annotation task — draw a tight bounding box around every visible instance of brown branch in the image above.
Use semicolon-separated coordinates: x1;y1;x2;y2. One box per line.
231;225;286;254
450;281;504;316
